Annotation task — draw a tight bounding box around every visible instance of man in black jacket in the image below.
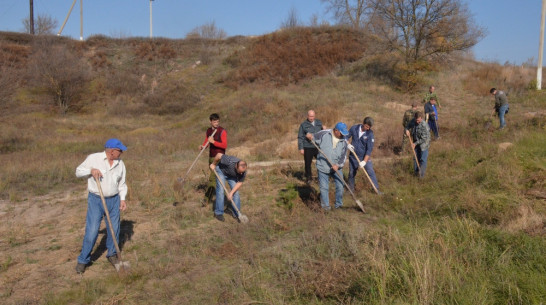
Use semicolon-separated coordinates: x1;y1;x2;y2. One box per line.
297;110;323;183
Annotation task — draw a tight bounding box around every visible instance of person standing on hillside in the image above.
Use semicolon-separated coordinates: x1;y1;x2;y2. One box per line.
306;122;349;211
297;110;324;184
199;113;227;206
401;102;418;152
405;112;431;178
490;88;509;129
423;85;441;109
75;138;128;274
210;153;247;222
424;97;439;140
347;117;380;193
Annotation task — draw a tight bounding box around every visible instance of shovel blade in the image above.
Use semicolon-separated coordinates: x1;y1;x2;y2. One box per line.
355;200;366;213
239;214;249;224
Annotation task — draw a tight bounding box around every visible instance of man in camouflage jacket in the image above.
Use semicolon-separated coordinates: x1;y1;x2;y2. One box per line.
423;85;441;108
405;111;431;178
401;102;418;152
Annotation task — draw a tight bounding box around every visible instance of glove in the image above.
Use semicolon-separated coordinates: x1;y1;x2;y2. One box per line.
359;161;366;168
347;144;355;152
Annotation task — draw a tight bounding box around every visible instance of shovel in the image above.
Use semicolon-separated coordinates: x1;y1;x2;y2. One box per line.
407;135;422;174
94;176;130;272
310;140;365;213
211;168;249;224
348;149;379;194
174;129;218;193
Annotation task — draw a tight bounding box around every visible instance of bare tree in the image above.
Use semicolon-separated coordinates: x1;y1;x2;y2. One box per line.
22;14;58;35
280;6;301;29
28;39;90;114
372;0;485;64
322;0;376;29
186;21;227;39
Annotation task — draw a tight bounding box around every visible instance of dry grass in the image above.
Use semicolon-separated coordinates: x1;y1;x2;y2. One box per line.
0;29;545;305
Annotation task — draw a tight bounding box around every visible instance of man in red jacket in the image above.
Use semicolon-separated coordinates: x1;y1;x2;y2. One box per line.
199;113;227;206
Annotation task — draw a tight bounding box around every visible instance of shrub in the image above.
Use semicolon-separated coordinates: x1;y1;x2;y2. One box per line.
225;26;368;87
27;38;90;114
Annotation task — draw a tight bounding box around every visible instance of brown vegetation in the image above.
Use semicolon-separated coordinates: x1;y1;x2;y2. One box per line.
0;28;545;305
225;27;368;87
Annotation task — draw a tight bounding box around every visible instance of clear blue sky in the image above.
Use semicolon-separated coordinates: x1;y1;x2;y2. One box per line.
0;0;543;65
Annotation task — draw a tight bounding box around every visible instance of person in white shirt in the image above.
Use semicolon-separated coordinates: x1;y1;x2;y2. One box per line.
75;138;128;274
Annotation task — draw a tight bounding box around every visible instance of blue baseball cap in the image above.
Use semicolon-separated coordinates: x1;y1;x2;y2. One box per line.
105;138;127;151
334;122;349;136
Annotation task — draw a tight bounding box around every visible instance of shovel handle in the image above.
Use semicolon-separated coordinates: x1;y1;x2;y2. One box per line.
407;135;421;173
309;139;365;213
94;176;123;263
211;168;244;218
349;149;379;194
178;129;218;184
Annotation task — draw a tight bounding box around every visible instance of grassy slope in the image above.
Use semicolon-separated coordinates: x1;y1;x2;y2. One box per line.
0;33;545;304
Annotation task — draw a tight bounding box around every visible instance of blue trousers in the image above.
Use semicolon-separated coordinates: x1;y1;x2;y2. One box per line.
214;167;241;216
77;193;120;264
498;104;509;128
428;119;439;138
317;169;344;209
348;159;379;192
414;147;429;178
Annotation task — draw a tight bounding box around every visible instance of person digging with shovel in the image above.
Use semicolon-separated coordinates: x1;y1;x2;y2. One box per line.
306;122;349;211
405;112;431;178
347;117;381;194
210;153;247;222
75;138;128;274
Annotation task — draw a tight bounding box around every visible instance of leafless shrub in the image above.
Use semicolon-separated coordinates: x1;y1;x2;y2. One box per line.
186;21;226;40
280;7;301;29
27;38;90;114
322;0;375;29
22;14;58;35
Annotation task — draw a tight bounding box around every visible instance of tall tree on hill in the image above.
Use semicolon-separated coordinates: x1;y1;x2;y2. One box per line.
371;0;484;65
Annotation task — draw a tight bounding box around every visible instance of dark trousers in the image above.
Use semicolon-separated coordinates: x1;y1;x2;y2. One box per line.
303;147;318;180
428;119;439;139
205;157;216;205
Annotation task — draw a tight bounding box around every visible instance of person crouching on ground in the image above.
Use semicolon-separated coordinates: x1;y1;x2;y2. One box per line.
306;122;349;211
347;117;380;193
210;153;247;222
75;138;128;274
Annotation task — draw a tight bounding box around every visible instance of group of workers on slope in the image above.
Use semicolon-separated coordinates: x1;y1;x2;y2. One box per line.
73;86;509;273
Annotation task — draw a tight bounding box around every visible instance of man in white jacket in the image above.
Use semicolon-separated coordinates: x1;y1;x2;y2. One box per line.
75;138;128;274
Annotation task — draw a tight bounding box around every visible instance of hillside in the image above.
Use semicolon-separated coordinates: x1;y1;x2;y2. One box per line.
0;29;545;304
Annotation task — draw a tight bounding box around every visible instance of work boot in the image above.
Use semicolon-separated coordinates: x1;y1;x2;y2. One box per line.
225;207;239;222
75;262;86;274
214;214;225;222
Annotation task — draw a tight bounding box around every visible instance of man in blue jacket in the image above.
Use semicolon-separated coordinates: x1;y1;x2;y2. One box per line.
347;117;380;193
306;122;348;211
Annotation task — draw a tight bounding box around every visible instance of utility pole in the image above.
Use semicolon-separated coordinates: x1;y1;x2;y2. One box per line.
80;0;83;40
29;0;34;35
538;0;546;90
150;0;154;39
